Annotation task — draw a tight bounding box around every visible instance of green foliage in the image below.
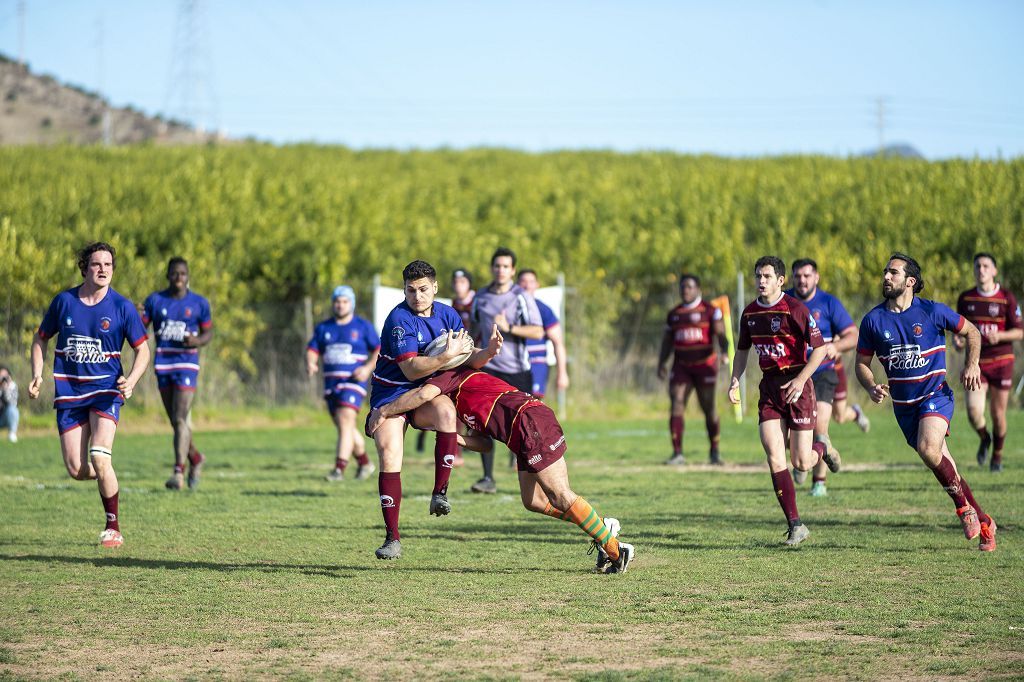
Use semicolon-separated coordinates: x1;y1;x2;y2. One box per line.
2;146;1021;397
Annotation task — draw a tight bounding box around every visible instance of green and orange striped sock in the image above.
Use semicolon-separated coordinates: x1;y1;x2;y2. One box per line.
560;496;620;561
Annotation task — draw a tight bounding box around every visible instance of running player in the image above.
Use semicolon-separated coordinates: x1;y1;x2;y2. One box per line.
516;269;570;400
28;242;151;548
857;252;996;551
786;258;857;496
728;256;834;546
658;273;728;465
142;257;213;490
955;252;1022;472
368;260;500;560
367;365;635;573
306;285;380;482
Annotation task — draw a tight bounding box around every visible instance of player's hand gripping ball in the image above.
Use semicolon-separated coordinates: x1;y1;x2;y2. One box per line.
425;330;474;370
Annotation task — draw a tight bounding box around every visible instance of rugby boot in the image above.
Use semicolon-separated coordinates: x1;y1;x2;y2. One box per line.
99;529;124;548
606;542;635;574
853;404;870;433
589;517;621;573
976;433;991;467
979;518;997;552
990;458;1003;473
375;536;402;560
470;476;496;494
187;452;205;490
819;439;841;473
664;453;686;466
809;481;827;497
355;462;376;481
429;492;451;517
325;467;345;482
957;505;981;540
165;471;184;490
784;523;810;546
709;449;723;466
792;468;808;485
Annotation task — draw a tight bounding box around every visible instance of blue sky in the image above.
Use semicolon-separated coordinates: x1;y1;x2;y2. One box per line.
2;1;1022;157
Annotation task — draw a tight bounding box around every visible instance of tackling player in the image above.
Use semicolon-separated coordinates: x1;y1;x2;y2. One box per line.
786;258;857;496
28;242;151;548
516;269;570;400
657;273;728;465
728;256;835;546
142;257;213;490
857;252;996;551
306;285;380;482
955;253;1022;471
368;260;500;560
367;365;635;573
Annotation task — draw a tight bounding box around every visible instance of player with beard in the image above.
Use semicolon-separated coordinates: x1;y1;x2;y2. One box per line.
786;258;857;496
857;253;996;551
658;273;728;465
29;242;151;548
955;253;1022;472
728;256;834;546
142;257;214;490
367;366;635;573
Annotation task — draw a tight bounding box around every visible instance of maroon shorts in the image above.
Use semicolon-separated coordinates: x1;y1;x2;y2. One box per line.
834;363;849;401
670;361;718;388
509;405;566;473
980;361;1013;390
758;374;817;430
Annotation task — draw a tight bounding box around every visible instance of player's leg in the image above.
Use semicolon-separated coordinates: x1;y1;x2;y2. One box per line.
166;388;196;490
914;415;981;537
88;410;123;547
409;395;459;514
347;407;375;480
809;400;833;496
694;381;721;464
371;415;407;558
59;418;96;480
158;387;183;488
761;419;807;543
330;405;356;478
988;385;1010;471
964;381;991;466
665;376;688;465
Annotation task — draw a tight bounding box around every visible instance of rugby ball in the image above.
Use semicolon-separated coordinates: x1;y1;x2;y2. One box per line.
424;333;473;370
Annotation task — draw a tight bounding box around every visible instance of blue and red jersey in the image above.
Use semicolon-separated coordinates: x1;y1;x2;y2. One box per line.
142;290;212;379
526;299;559;367
785;288;855;374
370;301;465;409
858;297;965;407
38;286;148;409
307;316;380;398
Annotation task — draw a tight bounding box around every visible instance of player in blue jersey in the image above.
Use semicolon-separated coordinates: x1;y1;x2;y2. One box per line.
517;269;570;400
787;258;858;496
142;257;214;490
856;252;996;551
28;242;151;548
306;285;380;482
369;259;501;560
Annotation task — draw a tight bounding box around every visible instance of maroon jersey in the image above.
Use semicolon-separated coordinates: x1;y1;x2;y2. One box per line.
737;294;823;376
957;286;1022;368
426;367;544;450
452;291;475;330
666;298;722;367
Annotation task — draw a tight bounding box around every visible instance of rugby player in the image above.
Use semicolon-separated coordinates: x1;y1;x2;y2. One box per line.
857;252;996;551
516;269;570;400
142;257;213;490
955;253;1022;471
657;273;728;465
306;285;379;482
786;258;857;496
829;360;871;433
367;366;635;573
468;247;544;493
28;242;151;548
369;260;500;559
728;256;835;546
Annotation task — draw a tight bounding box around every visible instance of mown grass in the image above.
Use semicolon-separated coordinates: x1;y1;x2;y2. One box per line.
0;406;1021;679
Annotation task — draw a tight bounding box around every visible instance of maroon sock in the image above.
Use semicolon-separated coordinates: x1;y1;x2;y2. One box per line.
670;416;683;454
378;472;401;541
930;456;968;508
959;477;991;525
812;475;826;484
992;433;1005;463
101;492;119;532
434;432;458;495
976;425;991;441
355;452;370;467
173;463;185;475
770;469;800;525
706;415;720;450
187;443;202;465
335;457;348;471
811;441;826;464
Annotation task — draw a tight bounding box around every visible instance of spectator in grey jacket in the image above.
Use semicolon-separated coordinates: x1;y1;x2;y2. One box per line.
0;366;19;443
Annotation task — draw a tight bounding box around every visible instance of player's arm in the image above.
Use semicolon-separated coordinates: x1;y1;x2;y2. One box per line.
547;323;570;390
657;327;673;380
955;317;982;391
117;336;151;400
727;347;749;405
398;330;474;381
305;347;320;377
28;332;48;400
832;325;858;354
366;384;443;434
712;317;730;368
493;312;544;340
352;346;380;383
855;350;888;403
185;326;214;348
467;324;503;369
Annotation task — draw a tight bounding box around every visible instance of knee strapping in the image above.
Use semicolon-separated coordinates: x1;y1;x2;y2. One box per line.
89;446;112;459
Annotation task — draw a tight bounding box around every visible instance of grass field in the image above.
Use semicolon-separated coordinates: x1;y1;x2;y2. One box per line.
1;406;1022;680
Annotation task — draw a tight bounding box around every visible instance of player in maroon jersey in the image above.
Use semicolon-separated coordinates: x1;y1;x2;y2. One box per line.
367;364;635;573
728;256;835;546
955;253;1023;471
657;274;729;465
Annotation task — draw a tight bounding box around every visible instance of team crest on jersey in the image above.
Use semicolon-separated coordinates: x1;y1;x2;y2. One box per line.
968;304;975;312
771;317;782;332
883;330;892;340
100;317;112;332
813;310;821;320
351;330;359;341
690;312;700;323
989;303;999;317
325;332;331;340
185;307;193;318
65;316;73;327
928;402;936;411
912;323;923;337
161;308;168;316
747;319;755;327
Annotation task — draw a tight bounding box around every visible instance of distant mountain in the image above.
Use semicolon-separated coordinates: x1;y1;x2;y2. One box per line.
861;143;924;159
0;53;219;146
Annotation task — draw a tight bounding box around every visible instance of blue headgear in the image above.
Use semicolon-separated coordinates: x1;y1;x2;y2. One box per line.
332;285;356;308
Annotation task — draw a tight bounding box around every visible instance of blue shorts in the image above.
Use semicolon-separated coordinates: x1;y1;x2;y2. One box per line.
325;382;367;413
894;385;954;447
530;363;549;398
56;395;122;434
157;369;199;391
